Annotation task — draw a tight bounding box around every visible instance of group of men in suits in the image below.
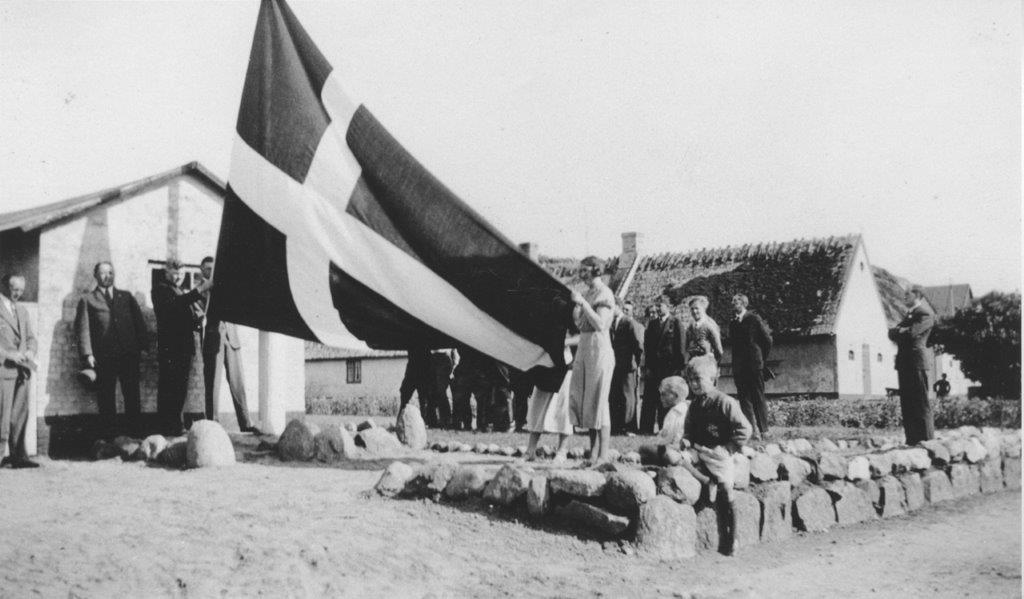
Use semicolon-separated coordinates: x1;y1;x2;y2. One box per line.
74;258;257;439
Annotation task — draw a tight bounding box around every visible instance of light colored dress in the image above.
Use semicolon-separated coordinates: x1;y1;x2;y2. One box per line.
569;285;615;430
685;317;723;362
525;369;574;434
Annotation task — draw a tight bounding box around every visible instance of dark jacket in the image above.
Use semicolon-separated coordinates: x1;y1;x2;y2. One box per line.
75;287;147;360
683;389;752;450
643;315;685;375
728;311;773;371
611;314;644;373
151;281;203;355
890;302;935;372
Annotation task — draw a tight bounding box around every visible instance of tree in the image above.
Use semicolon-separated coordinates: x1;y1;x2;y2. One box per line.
932;292;1021;398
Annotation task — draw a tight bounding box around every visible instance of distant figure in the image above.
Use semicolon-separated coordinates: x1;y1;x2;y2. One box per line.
933;373;951;399
75;262;148;434
728;294;773;440
0;275;39;468
198;256;259;434
609;298;644;435
510;367;534;433
684;295;723;363
450;346;511;432
568;256;616;463
890;287;936;445
638;376;690;466
152;258;208;436
399;346;432;417
640;296;685;435
426;349;455;429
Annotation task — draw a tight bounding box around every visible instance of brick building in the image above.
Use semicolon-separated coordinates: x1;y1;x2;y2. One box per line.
0;163;304;455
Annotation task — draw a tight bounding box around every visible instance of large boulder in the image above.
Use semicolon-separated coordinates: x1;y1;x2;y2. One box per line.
866;453;893;478
278;419;319;461
186;421;236;468
963;438;988;464
111;436;141;460
922;470;953;504
887;450;913;475
655;467;702;505
793;487;835;533
527;475;550;518
604;470;657;517
408;460;459;498
776;454;813;487
825;481;875;526
898;473;925;511
748;453;778;482
846;456;871;482
483;465;531;506
694;507;719;552
395;401;428;450
949;463;980;498
750;481;792;543
314;424;358;462
919;440;950;467
904;448;931;471
1004;457;1022;490
375;461;415;497
443;465;488;500
732;454;751;490
733;491;762;548
635;496;697;560
553;500;630;537
978;459;1003;494
853;478;880;511
548;470;607;498
358;427;403;455
942;438;967;462
763;443;782;457
817;452;848;481
135;435;168;461
815;438;840;452
156;440;188;468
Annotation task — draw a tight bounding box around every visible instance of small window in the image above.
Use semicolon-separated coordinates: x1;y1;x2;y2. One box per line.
877;353;883;362
848;350;855;361
346;359;362;384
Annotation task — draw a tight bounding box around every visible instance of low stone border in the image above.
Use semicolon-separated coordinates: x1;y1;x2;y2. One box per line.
373;426;1021;560
87;420;237;469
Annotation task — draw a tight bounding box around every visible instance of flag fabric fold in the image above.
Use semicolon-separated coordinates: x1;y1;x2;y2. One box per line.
211;0;572;373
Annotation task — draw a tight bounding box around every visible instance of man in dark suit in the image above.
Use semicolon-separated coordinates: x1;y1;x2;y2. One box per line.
75;262;148;433
889;287;936;445
728;293;773;439
610;298;644;434
0;275;39;468
197;256;259;434
640;296;685;434
151;258;208;435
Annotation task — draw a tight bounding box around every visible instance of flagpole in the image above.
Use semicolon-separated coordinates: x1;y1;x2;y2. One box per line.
258;330;302;435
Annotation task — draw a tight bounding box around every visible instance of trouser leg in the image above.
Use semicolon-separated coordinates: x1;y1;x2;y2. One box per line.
450;376;473;430
490;384;511;433
8;376;29;459
202;351;217;420
224;346;252;429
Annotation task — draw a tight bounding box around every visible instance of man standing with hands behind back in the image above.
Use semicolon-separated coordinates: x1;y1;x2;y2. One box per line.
0;274;39;468
728;293;773;440
640;296;685;434
75;262;148;435
889;286;936;445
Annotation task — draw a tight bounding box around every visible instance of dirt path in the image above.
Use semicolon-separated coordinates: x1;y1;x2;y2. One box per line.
0;458;1018;598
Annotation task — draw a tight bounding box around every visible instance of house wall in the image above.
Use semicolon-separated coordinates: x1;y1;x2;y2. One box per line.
717;338;837;396
833;243;898;398
27;174;303;453
306;356;408;408
0;229;41;301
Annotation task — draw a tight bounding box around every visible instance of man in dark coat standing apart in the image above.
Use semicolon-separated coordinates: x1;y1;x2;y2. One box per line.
889;286;936;445
610;298;644;434
728;293;773;439
640;296;685;434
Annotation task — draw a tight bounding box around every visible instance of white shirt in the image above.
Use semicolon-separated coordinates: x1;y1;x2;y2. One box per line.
657;401;690;447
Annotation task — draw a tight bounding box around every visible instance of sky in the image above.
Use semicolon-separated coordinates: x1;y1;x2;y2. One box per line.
1;0;1020;294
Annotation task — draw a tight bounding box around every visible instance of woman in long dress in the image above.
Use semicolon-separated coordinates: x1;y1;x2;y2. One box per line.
568;256;615;463
523;339;576;462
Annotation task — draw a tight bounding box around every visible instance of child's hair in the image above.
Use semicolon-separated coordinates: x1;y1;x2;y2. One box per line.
659;376;689;400
685;355;718;380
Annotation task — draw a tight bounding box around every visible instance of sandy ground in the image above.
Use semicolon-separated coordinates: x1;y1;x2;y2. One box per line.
0;440;1020;599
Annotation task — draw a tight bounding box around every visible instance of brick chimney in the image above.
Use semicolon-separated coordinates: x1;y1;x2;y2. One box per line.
620;231;642;266
519;242;539;262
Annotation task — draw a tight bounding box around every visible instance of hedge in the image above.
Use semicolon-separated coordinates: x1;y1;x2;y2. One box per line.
768;396;1021;430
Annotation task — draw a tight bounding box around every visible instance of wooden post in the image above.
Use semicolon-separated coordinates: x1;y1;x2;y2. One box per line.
258;331;303;435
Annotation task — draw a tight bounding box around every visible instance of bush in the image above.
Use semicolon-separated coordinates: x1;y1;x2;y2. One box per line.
307;395;399;417
767;396;1021;430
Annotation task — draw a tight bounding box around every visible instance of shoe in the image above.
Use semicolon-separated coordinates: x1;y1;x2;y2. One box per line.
10;458;40;469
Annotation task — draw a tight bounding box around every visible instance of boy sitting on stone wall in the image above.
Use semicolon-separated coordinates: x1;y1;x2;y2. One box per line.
638;376;690;466
680;355;752;556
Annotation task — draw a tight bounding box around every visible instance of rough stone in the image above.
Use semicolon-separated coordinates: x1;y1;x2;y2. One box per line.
763;443;782;457
921;470;954;504
1000;434;1021;458
457;443;472;452
887;450;912;475
554;500;631;537
314;424;358;462
793;487;835;533
156;440;187;467
486;443;501;454
90;440;120;461
815;438;840;452
732;491;761;548
978;458;1003;494
483;465;531;506
846;456;871;482
111;436;141;460
957;425;982;438
375;461;414;497
1003;457;1021;489
356;419;376;432
472;443;488;454
358;427;403;455
635;496;697;560
817;452;847;480
663;448;684;466
942;438;967;462
776;453;812;487
694;507;719;551
186;420;236;468
836;439;849;450
567;447;585;460
344;422;358;434
898;473;926;511
866;453;893;478
443;465;489;500
395;402;428;450
499;446;516;457
604;470;657;516
876;476;905;517
514;445;527;457
904;448;931;471
655;466;703;505
853;478;880;511
948;463;980;498
527;475;550;517
606;449;621;462
750;481;792;543
963;437;988;463
732;454;750;490
278;419;319;461
408;460;459;497
548;470;607;498
824;481;875;526
136;435;168;461
978;430;1002;460
749;453;777;482
621;451;642;465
